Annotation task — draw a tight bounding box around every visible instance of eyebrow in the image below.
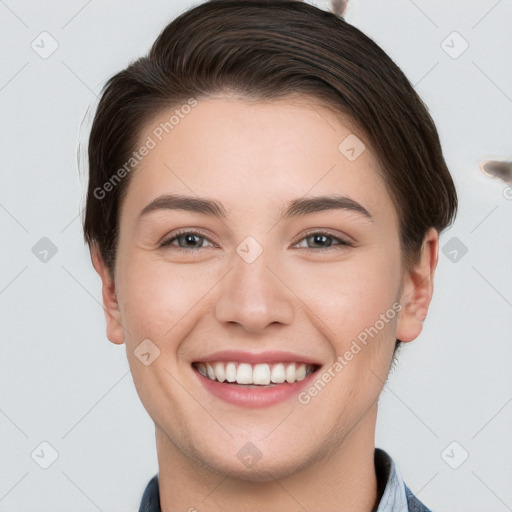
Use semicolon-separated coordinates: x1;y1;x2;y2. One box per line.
138;193;373;221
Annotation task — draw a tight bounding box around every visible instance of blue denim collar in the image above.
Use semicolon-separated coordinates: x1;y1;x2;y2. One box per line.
374;447;409;512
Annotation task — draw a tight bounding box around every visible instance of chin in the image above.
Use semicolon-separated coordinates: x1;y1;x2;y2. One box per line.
187;440;323;482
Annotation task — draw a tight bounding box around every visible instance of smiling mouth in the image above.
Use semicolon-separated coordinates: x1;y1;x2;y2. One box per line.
192;361;320;386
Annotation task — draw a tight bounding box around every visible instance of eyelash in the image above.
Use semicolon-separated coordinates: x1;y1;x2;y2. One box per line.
159;229;353;252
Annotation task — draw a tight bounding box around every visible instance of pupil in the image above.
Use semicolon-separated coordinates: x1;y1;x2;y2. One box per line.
185;234;199;246
313;234;330;247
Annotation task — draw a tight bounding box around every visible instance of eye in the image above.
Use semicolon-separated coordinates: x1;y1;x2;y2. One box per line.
159;230;352;252
293;231;352;251
159;230;216;251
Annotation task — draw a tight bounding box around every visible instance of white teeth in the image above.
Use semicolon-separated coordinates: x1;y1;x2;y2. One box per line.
285;363;296;383
195;361;314;385
236;363;253;384
206;363;215;380
295;363;306;381
270;363;286;383
214;362;226;383
253;363;271;385
197;363;207;377
225;362;237;382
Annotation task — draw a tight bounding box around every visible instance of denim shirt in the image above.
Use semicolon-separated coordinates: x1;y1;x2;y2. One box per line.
138;448;432;512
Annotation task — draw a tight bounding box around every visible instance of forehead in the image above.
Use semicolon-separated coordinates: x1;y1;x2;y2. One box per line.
124;95;397;226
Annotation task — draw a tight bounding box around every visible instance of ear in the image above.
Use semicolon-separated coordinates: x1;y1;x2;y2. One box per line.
395;228;439;343
91;244;125;345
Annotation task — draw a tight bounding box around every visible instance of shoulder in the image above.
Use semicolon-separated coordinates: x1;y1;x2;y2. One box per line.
404;484;434;512
138;474;160;512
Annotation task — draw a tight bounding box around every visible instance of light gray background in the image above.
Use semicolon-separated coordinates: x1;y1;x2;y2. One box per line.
1;0;511;511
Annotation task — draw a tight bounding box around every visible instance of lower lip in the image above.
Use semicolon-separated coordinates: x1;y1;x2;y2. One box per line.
193;367;318;408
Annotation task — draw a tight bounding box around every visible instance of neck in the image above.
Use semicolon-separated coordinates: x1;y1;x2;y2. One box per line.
156;405;379;512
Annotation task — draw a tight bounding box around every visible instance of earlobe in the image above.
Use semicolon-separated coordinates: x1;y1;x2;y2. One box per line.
395;228;439;343
91;245;125;345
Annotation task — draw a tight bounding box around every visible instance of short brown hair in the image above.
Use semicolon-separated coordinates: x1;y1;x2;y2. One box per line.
84;0;457;274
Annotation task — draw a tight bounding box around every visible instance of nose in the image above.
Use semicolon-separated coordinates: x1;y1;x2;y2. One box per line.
214;247;295;333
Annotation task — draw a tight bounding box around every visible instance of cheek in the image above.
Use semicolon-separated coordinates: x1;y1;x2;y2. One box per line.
296;256;400;422
115;230;402;353
116;254;222;345
288;251;402;348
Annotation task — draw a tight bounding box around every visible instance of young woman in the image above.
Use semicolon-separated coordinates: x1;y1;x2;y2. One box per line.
83;1;457;510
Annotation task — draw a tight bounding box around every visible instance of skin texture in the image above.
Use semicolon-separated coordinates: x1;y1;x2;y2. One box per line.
92;94;439;512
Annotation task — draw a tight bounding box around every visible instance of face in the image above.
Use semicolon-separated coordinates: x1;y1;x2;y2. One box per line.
94;94;436;480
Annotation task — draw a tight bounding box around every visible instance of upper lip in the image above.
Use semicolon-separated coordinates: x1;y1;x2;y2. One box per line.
192;350;322;366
